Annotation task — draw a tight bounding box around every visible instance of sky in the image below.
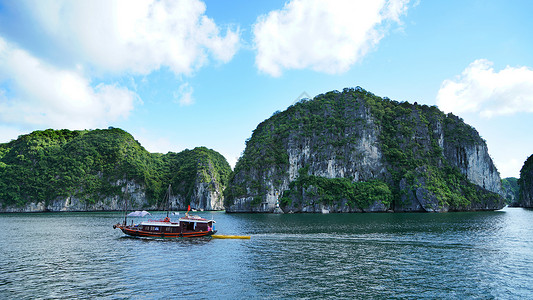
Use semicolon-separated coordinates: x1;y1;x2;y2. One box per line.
0;0;532;178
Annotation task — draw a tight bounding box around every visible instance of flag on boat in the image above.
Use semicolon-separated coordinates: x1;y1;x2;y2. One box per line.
127;210;151;217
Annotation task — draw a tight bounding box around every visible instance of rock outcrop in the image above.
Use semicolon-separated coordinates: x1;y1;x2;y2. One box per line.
442;115;501;193
1;179;149;212
225;87;504;213
501;177;519;206
519;155;533;208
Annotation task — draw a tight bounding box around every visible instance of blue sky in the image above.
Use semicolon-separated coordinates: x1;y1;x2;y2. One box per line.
0;0;532;178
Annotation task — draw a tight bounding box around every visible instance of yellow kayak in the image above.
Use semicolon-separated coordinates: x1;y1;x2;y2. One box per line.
211;234;251;239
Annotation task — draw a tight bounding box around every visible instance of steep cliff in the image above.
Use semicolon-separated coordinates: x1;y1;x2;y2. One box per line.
501;177;519;206
225;87;503;213
164;147;230;211
0;128;231;212
518;155;533;208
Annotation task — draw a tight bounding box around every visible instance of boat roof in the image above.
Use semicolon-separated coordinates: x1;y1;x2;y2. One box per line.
139;216;215;226
140;220;180;227
179;215;216;223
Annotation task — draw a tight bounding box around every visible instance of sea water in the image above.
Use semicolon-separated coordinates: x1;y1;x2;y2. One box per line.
1;208;532;299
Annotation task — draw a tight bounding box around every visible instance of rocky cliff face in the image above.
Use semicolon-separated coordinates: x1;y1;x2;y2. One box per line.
2;164;227;213
519;155;533;208
225;87;504;213
1;160;228;213
442;115;501;193
0;179;148;212
169;159;227;211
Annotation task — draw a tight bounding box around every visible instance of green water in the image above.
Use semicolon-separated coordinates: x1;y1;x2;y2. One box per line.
1;208;532;299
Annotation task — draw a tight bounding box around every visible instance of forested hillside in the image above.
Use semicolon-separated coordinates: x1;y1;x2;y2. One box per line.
0;128;231;211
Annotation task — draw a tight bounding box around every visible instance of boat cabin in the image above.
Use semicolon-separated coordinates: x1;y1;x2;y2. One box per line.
138;216;215;234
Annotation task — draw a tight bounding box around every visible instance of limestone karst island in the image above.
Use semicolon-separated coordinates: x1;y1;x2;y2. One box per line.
1;87;531;213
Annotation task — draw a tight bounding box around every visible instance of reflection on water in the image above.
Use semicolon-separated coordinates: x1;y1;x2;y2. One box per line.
1;208;532;299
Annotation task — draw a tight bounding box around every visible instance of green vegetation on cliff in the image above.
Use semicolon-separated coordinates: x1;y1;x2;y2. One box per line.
362;89;498;209
225;86;502;212
501;177;519;205
163;147;231;206
0;128;231;208
226;87;372;206
280;166;392;209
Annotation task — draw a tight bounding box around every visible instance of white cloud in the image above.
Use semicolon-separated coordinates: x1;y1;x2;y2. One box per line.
174;83;195;106
0;38;137;129
436;59;533;118
253;0;410;76
0;0;240;134
22;0;240;75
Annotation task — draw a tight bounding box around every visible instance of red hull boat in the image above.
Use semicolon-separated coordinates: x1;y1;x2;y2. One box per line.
114;215;216;238
114;184;216;238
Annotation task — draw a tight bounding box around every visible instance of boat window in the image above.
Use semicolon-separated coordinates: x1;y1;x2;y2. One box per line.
184;222;195;231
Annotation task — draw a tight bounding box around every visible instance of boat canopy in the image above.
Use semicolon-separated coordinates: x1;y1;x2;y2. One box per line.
179;216;216;224
140;220;181;227
127;210;151;217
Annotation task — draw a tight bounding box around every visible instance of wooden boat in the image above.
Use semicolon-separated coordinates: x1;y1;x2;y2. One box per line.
113;183;216;238
113;215;216;238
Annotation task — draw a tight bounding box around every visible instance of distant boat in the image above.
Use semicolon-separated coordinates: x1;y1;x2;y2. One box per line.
113;184;216;238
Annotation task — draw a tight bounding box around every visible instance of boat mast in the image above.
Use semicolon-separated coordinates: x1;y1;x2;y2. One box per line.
123;180;129;225
166;184;172;218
